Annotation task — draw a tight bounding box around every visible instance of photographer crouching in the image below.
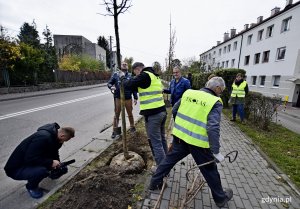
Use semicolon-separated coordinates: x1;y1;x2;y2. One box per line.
4;123;75;199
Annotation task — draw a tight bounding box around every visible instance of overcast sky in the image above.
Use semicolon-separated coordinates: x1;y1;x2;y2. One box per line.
0;0;288;67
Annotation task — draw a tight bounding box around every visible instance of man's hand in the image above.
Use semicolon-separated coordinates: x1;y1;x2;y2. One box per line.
213;153;224;163
52;160;60;169
168;143;173;153
111;86;116;91
134;99;137;105
118;71;125;79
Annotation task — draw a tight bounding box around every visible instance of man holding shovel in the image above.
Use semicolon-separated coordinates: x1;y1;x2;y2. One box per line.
107;62;138;139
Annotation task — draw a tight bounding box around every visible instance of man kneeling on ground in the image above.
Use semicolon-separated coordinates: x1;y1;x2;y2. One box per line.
4;123;75;199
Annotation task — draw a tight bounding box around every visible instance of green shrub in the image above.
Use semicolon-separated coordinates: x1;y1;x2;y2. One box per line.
59;54;105;72
244;91;281;130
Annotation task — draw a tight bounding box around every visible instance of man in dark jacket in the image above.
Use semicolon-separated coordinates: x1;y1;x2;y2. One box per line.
120;62;167;170
163;66;191;106
107;61;138;138
150;77;233;208
4;123;75;199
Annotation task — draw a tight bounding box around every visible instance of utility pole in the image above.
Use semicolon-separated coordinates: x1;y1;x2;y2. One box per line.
168;14;172;73
109;36;113;71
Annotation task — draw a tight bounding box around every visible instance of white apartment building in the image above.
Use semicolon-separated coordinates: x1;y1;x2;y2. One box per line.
200;0;300;107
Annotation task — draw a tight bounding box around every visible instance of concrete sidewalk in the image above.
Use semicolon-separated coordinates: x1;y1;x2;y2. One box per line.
142;117;300;209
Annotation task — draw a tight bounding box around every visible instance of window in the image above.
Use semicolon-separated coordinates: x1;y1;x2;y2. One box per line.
247;34;253;45
226;60;229;68
228;44;231;52
223;46;227;53
276;47;286;60
262;50;270;63
281;17;292;32
272;75;280;87
266;25;274;38
212;58;215;64
222;62;225;68
254;53;261;64
233;41;238;50
219;48;222;55
251;76;257;85
257;29;264;41
209;53;211;59
244;55;250;65
259;76;266;86
231;59;235;67
213;51;216;55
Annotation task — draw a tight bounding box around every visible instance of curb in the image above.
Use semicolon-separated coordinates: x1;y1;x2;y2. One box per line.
0;84;107;102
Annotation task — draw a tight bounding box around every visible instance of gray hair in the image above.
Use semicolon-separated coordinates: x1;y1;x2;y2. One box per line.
132;62;145;70
206;76;225;89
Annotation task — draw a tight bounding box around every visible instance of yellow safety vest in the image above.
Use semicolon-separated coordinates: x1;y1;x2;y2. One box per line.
231;80;247;98
173;90;222;148
138;71;165;110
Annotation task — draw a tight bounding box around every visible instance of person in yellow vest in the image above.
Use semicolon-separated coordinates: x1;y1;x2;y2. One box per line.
120;62;167;168
149;77;233;208
229;73;248;123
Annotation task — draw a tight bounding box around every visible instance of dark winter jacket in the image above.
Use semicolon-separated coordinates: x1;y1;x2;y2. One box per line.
172;88;223;154
4;123;62;177
107;71;138;100
163;76;191;106
122;67;166;116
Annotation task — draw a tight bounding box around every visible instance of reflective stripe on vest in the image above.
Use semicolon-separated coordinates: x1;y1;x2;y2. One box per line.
231;81;247;98
138;71;165;110
172;89;221;148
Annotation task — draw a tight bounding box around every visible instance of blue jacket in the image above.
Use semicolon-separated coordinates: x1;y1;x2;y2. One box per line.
107;71;138;100
164;77;191;106
172;88;223;154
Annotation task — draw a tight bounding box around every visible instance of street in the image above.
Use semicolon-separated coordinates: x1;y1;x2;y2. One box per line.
0;86;117;201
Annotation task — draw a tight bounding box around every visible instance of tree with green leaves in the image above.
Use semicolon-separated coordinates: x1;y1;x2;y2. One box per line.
12;43;44;85
97;35;110;68
40;25;58;82
18;21;40;48
0;26;21;87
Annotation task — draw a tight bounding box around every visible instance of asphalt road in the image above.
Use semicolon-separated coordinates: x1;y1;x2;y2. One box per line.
0;86;116;201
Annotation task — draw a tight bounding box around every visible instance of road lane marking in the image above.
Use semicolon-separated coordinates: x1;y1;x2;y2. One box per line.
0;92;110;121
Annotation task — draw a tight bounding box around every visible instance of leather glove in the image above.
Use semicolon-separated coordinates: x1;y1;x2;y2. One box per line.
118;71;125;79
213;153;225;163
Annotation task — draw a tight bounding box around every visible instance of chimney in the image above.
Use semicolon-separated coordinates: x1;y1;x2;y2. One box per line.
271;7;280;16
230;28;236;38
250;23;256;27
244;24;249;30
257;16;263;23
223;32;229;41
217;41;221;45
286;0;293;7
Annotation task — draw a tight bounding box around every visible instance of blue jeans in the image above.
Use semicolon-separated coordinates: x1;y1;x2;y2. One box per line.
232;104;245;121
145;111;167;165
150;136;227;203
10;166;49;189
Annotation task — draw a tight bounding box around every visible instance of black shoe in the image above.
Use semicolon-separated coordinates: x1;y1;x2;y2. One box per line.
26;187;43;199
216;188;233;208
149;182;165;191
230;118;236;122
111;132;116;139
